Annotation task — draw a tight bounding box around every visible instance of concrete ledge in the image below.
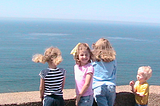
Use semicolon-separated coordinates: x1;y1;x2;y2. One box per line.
0;85;160;106
0;92;136;106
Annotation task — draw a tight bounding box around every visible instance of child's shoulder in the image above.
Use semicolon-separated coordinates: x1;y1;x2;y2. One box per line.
135;81;149;87
58;68;66;75
142;82;149;86
39;68;50;78
41;68;50;73
87;63;93;66
84;63;94;69
59;68;66;72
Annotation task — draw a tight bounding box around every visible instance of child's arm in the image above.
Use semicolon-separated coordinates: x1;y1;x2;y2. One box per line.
76;72;93;106
39;78;45;101
129;80;136;93
136;84;149;97
79;72;93;95
136;92;146;97
62;76;66;90
129;81;148;97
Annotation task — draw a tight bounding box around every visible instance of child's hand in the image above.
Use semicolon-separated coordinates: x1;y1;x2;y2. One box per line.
72;95;77;99
129;80;135;93
40;96;44;102
75;94;81;106
129;80;135;86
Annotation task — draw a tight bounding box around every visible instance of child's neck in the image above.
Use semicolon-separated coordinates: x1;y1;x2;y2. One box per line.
139;80;147;84
48;66;57;69
48;62;57;69
80;62;89;66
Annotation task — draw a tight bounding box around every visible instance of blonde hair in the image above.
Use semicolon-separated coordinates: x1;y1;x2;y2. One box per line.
32;46;63;66
73;43;94;66
138;66;152;80
92;38;116;62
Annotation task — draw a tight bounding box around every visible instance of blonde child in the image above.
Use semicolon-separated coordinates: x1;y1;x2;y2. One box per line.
32;46;66;106
91;38;117;106
71;43;94;106
129;66;152;106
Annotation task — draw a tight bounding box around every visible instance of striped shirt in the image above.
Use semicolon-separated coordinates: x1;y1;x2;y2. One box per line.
39;68;66;96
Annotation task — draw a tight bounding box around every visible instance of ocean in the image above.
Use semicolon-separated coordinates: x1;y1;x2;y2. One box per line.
0;18;160;93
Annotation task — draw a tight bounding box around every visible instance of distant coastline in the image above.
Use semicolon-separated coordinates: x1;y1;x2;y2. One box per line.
1;17;160;25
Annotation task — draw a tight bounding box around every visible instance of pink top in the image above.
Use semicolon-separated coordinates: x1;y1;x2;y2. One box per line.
74;63;94;96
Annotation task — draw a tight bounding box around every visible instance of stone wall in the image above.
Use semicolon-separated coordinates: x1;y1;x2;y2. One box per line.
1;85;160;106
1;92;135;106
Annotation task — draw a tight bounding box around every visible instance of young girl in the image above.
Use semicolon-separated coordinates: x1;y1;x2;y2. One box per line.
92;38;117;106
32;46;66;106
71;43;94;106
129;66;152;106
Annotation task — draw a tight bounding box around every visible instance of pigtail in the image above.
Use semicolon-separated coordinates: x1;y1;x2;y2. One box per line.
32;46;63;66
32;54;46;64
53;55;63;66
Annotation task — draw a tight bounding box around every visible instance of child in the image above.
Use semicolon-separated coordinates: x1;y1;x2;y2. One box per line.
91;38;117;106
71;43;94;106
129;66;152;106
32;46;66;106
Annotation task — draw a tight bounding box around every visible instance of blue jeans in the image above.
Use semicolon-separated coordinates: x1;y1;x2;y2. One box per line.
78;95;93;106
43;95;64;106
93;85;116;106
135;103;147;106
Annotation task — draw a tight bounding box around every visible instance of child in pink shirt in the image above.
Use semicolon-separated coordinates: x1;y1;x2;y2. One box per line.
71;43;94;106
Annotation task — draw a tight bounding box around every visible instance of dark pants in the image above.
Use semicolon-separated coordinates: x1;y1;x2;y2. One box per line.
43;95;64;106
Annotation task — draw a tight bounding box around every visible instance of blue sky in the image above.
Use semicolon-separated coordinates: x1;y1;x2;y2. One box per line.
0;0;160;23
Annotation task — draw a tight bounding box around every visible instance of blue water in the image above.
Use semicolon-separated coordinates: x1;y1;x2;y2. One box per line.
0;19;160;93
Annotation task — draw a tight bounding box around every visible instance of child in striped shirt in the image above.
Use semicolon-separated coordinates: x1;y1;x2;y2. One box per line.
32;46;66;106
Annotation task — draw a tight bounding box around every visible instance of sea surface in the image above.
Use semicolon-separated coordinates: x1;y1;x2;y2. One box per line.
0;18;160;93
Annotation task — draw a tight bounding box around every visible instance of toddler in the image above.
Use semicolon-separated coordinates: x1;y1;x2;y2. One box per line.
129;66;152;106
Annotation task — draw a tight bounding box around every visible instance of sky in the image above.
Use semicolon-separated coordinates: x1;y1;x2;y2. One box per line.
0;0;160;23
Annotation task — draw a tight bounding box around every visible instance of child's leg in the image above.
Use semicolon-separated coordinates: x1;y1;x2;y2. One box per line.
94;85;116;106
43;95;55;106
106;85;116;106
94;86;108;106
43;95;64;106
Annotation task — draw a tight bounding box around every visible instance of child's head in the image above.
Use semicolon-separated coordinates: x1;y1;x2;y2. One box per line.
92;38;116;62
73;43;94;66
32;46;63;66
137;66;152;81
